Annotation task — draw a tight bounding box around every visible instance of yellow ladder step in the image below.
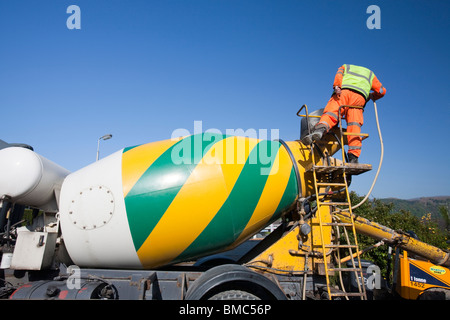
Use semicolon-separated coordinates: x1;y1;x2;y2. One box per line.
325;244;358;249
329;292;366;298
328;267;363;272
318;202;349;206
323;222;353;227
316;182;347;187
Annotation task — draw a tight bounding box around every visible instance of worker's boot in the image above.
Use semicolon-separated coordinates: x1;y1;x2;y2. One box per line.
301;124;327;145
347;153;359;164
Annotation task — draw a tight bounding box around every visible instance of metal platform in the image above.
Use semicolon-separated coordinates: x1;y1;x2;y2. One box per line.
308;163;372;176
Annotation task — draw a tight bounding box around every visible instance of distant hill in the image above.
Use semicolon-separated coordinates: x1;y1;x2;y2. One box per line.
379;196;450;222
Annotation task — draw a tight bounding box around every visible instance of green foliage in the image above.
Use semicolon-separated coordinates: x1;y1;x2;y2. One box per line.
439;205;450;232
344;192;449;279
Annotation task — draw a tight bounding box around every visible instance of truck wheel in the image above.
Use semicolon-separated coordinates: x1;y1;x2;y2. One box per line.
185;264;287;300
209;290;260;300
418;288;450;300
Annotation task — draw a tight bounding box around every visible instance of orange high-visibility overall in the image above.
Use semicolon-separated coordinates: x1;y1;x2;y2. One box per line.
318;65;386;158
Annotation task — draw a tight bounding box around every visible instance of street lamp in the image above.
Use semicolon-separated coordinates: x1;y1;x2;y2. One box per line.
96;134;112;161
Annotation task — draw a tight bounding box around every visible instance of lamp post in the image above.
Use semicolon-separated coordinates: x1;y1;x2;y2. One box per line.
96;134;112;161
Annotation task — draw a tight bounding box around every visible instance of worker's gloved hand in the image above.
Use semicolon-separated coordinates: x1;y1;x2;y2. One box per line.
369;92;381;101
334;86;341;98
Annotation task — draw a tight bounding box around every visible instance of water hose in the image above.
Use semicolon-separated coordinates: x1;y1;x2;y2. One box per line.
351;100;384;210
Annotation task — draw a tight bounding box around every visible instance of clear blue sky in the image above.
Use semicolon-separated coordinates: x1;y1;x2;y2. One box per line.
1;0;449;199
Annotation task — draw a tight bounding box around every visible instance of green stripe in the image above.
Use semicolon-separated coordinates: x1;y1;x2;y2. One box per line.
123;145;139;153
173;140;281;263
124;133;226;251
267;166;298;225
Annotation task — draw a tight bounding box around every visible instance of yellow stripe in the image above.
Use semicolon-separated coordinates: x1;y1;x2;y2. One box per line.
137;136;259;267
122;137;182;198
231;146;293;245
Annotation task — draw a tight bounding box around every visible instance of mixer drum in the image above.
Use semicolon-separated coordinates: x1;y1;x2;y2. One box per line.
59;133;298;269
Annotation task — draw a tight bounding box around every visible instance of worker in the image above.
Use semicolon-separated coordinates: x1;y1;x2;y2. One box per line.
302;64;386;163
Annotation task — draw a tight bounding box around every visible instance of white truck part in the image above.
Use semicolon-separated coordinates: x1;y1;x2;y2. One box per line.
0;147;70;212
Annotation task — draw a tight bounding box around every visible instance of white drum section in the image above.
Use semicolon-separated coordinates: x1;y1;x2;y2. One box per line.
67;185;115;230
59;150;141;269
0;147;70;212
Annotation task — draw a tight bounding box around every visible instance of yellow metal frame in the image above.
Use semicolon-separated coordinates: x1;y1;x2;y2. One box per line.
246;104;450;300
247;105;369;299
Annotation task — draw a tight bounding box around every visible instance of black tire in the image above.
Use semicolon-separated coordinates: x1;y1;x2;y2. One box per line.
185;264;287;300
418;288;450;300
209;290;261;300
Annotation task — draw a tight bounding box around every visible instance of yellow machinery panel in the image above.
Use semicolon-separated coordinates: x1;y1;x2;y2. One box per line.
397;251;450;300
247;205;333;276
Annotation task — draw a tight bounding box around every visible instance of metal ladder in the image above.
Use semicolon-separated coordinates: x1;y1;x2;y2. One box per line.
298;104;370;300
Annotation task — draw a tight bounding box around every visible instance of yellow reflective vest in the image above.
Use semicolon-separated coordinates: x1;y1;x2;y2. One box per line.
341;64;375;99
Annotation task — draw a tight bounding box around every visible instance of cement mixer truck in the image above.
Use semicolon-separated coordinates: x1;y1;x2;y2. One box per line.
0;106;449;300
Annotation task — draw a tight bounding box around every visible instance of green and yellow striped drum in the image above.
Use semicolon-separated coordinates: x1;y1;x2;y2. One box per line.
59;133;300;269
